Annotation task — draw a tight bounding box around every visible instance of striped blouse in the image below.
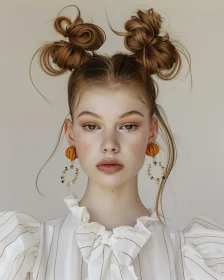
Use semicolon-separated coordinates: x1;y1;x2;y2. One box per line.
0;192;224;280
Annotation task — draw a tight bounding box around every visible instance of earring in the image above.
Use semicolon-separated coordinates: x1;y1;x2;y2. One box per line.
146;143;167;187
61;146;79;192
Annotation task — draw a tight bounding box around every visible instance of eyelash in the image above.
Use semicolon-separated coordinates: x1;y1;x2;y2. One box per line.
82;122;139;133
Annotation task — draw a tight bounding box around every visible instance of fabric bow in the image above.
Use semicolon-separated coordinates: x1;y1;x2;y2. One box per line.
75;217;153;280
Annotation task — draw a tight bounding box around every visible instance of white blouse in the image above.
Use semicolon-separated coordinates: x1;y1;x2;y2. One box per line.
1;192;224;280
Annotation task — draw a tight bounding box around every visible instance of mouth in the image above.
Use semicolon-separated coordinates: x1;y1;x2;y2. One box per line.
96;159;124;166
96;164;124;173
98;164;123;166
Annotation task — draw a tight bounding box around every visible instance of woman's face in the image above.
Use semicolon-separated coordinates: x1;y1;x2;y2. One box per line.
65;84;158;188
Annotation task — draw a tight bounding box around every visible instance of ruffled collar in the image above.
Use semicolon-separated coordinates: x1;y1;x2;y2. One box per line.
63;192;159;231
64;193;159;280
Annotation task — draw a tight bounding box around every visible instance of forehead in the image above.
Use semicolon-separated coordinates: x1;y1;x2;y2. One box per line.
74;84;147;117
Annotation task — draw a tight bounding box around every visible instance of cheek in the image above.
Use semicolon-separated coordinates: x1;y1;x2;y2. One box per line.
75;140;94;171
74;133;93;156
129;137;147;156
128;137;147;172
78;141;92;156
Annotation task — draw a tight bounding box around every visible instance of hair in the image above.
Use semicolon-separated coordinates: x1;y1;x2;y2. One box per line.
30;5;192;226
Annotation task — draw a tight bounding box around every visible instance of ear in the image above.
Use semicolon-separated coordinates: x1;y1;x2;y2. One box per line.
148;118;159;144
64;118;75;146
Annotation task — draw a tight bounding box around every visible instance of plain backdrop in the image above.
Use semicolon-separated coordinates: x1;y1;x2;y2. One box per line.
0;0;223;231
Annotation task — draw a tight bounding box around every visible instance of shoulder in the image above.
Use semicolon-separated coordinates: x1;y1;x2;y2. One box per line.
0;211;42;279
0;210;77;279
156;213;224;279
180;214;224;279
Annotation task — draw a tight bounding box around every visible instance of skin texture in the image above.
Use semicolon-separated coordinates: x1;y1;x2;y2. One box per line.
64;83;159;231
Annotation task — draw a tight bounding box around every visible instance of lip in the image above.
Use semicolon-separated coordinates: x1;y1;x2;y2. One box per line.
96;164;124;173
96;158;123;166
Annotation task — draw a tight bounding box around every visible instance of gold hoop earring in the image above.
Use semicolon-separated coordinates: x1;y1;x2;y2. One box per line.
146;143;167;187
61;146;79;192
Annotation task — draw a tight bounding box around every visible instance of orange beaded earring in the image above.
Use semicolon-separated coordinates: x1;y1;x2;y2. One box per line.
146;143;167;187
61;146;79;191
61;143;166;191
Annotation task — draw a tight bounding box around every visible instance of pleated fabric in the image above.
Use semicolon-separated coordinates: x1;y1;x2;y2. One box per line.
1;193;224;279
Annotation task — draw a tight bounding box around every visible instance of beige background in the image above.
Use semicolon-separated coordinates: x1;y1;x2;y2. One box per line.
0;0;223;230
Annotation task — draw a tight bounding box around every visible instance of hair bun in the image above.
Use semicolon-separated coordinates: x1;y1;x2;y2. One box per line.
54;14;105;51
124;9;162;51
123;8;181;79
37;5;106;75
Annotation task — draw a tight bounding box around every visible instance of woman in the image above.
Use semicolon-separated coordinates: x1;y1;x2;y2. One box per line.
1;5;224;280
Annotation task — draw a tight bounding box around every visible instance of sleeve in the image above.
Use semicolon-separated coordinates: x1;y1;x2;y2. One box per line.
0;211;41;280
181;214;224;280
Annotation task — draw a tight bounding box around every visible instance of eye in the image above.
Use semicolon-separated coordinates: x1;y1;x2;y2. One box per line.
82;122;139;132
120;123;139;132
82;123;100;132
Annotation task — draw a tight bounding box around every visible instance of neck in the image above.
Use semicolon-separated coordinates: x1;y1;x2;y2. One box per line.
78;176;151;231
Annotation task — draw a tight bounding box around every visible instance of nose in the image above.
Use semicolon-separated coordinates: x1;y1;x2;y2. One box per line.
103;147;117;152
101;132;120;153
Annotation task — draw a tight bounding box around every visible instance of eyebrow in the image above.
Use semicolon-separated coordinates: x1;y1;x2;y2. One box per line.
77;110;144;119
